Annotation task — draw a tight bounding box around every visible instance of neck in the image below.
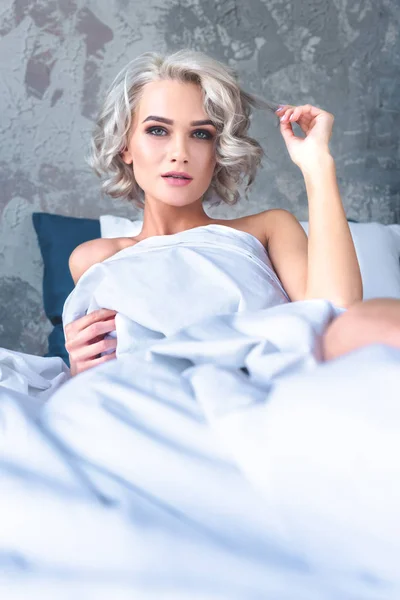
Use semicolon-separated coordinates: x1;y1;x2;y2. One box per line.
138;195;213;237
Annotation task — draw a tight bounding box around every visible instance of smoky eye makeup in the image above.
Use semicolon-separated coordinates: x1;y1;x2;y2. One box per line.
144;125;215;140
191;129;215;140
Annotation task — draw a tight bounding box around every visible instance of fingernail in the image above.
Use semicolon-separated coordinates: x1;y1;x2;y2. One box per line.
276;106;285;112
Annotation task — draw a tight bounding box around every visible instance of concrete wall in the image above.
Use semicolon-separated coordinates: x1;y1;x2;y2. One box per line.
0;0;399;355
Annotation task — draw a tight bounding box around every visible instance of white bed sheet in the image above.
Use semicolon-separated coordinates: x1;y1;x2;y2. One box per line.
1;223;400;599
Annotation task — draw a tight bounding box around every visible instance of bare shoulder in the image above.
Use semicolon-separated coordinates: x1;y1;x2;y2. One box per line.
68;237;123;285
216;209;308;302
252;208;303;238
215;209;285;248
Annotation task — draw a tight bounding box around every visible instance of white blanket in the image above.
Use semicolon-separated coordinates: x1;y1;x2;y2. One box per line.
1;224;400;599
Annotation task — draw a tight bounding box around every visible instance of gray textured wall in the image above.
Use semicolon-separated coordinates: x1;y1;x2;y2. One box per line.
1;0;399;356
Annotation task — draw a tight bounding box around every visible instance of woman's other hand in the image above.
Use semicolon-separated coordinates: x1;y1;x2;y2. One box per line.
276;103;334;173
64;309;118;377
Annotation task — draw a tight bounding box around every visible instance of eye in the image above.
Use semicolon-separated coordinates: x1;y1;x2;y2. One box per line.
145;127;213;140
193;130;213;140
146;127;167;136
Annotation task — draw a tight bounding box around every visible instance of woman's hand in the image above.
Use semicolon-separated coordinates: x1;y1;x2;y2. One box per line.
64;308;118;377
276;104;334;173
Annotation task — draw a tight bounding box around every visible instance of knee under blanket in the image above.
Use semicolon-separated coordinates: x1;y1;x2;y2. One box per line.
1;224;400;599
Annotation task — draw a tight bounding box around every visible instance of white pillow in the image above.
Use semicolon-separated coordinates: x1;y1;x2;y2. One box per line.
299;222;400;301
100;215;400;301
100;214;142;238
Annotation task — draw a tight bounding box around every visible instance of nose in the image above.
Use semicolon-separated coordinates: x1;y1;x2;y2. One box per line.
169;132;188;163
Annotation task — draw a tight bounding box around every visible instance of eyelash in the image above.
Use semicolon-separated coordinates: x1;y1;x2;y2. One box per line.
145;127;214;140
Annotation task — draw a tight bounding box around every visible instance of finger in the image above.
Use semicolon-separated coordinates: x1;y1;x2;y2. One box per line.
66;318;116;351
75;337;117;362
67;319;116;350
279;117;297;141
279;104;315;125
301;103;323;118
76;351;117;375
275;105;292;127
280;107;307;133
278;107;296;132
90;351;117;367
278;107;295;123
279;106;313;139
288;106;302;122
275;104;293;113
65;309;117;336
296;105;325;129
288;107;313;135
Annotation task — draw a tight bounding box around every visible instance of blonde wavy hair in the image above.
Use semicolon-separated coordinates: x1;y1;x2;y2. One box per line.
88;49;281;209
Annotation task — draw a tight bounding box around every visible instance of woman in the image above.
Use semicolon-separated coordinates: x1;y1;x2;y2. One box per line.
65;49;400;377
1;51;399;594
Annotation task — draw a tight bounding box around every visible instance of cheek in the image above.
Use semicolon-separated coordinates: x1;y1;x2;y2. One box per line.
196;143;216;170
131;138;161;165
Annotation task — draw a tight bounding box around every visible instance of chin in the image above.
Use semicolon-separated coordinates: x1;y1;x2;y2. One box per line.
156;191;203;207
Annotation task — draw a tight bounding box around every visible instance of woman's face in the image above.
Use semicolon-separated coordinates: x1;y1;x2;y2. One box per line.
122;79;218;207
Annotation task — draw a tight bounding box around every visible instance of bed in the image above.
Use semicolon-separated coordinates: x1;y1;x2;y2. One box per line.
0;212;399;599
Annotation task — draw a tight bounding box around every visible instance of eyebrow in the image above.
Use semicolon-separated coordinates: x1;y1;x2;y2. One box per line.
142;115;216;127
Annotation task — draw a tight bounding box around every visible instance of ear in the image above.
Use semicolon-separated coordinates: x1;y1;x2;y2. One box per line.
121;147;133;165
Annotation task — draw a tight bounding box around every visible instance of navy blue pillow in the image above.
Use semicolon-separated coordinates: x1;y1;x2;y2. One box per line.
32;212;101;367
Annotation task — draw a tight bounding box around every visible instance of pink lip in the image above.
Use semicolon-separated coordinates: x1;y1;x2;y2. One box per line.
162;176;192;187
161;171;192;179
